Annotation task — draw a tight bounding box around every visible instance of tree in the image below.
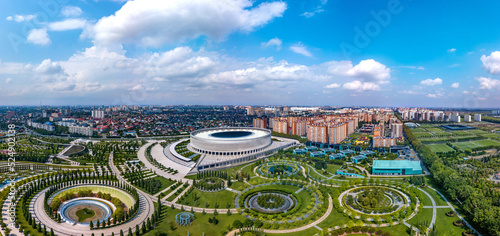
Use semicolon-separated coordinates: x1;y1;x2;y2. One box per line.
232;220;243;229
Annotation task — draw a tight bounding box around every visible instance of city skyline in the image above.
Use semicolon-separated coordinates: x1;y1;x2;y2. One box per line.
1;0;500;107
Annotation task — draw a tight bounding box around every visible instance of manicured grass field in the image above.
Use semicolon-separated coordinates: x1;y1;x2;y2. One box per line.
425;144;455;153
475;139;500;147
178;188;237;208
228;181;250;191
51;185;135;207
408;208;432;227
76;208;95;221
144;206;246;236
326;164;342;174
411;128;428;133
452;141;483;150
414;132;434;138
421;187;448;206
434;208;466;236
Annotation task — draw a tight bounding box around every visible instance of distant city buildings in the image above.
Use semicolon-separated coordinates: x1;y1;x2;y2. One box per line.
252;118;268;129
69;125;93;136
474;114;482;122
92;110;105;119
27;120;55;131
464;115;472;122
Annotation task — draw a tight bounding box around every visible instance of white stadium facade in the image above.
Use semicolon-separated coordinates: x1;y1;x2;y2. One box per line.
164;127;297;172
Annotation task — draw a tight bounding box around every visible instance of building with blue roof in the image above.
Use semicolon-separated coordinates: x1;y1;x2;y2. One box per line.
293;149;307;155
305;146;319;151
321;148;335;154
372;160;422;175
341;149;355;155
310;151;324;158
329;153;345;160
351;155;367;163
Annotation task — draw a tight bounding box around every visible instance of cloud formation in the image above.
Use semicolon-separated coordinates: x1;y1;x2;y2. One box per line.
27;28;51;45
481;51;500;74
261;37;282;50
420;78;442;86
89;0;286;46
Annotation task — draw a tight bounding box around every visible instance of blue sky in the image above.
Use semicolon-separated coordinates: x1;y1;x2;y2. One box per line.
1;0;500;108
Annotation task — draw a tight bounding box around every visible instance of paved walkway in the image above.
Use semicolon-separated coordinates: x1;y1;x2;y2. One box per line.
416;187;436;234
137;142;193;182
427;186;482;236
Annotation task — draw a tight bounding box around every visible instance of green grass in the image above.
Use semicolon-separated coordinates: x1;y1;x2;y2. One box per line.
421;187;448;206
408;208;432;226
229;181;250;191
417;189;434;207
316;210;351;229
76;208;95;221
326;164;342;174
144;206;246;236
51;185;135;207
267;228;321;236
425;144;455;153
475;139;500;147
452;141;483;150
178;188;237;208
434;208;466;236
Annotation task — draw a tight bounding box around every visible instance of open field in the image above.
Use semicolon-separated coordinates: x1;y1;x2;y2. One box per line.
453;139;500;150
425;144;455;153
435;208;466;236
178;188;237;208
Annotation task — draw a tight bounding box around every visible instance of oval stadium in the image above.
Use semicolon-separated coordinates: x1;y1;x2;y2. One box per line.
164;127;297;172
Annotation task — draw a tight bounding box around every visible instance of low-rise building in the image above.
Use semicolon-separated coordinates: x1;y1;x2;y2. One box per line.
372;160;422;175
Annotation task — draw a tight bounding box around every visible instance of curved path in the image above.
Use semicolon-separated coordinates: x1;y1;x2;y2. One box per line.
226;194;333;236
427;186;482;236
416;187;436;234
30;185;154;236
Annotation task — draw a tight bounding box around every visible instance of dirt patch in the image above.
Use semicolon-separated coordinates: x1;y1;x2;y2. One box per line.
66;205;104;223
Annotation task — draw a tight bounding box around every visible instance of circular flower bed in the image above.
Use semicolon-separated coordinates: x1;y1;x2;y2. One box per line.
247;192;296;214
341;186;410;216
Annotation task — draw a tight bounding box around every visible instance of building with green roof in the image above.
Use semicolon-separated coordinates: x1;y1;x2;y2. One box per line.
372;160;422;175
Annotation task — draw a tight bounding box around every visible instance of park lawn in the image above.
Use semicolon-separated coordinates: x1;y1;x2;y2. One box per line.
425;144;454;153
178;188;237;209
247;176;268;185
326;164;342;175
421;187;448;206
407;208;432;227
434;208;466;236
134;175;175;195
266;227;321;236
379;224;411;236
316;210;351;229
240;163;257;177
76;208;95;221
417;189;434;207
144;207;246;236
452;131;472;136
229;181;250;191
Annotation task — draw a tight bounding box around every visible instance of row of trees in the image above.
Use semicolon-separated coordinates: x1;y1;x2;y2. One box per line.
256;193;286;209
404;124;500;235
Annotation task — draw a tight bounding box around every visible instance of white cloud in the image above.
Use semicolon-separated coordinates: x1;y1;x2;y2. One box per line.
447;48;457;53
89;0;286;46
477;77;500;90
343;81;380;91
396;65;425;70
301;8;324;18
261;37;282;50
324;83;340;89
49;19;86;31
27;28;51;45
61;6;83;17
426;93;439;98
481;51;500;74
451;82;460;88
346;59;390;81
290;43;312;57
420;78;442;86
5;78;12;84
6;14;36;22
